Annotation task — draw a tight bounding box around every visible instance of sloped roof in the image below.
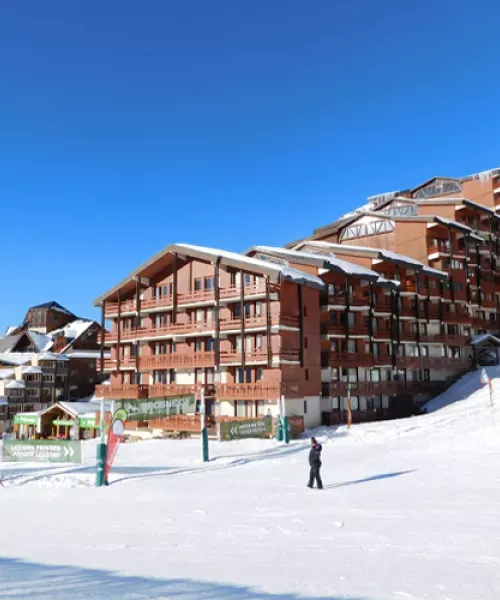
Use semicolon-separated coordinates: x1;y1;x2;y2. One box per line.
29;301;75;315
94;242;326;305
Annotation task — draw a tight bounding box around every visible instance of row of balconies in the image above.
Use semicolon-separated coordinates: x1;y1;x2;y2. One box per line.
95;381;302;401
328;380;445;397
328;352;471;370
104;284;268;317
104;314;299;344
103;348;301;371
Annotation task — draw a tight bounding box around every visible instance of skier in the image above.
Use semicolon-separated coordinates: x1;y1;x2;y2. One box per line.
307;437;323;489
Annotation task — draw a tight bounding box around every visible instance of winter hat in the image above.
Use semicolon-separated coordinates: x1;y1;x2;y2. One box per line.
311;437;317;444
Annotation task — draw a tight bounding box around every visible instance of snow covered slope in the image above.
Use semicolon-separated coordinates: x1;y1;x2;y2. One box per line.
0;370;500;599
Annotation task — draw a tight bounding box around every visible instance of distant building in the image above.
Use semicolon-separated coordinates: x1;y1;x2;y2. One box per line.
0;301;108;431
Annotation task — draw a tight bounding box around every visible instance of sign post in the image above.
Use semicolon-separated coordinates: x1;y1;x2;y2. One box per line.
201;387;209;462
276;395;284;441
95;396;107;487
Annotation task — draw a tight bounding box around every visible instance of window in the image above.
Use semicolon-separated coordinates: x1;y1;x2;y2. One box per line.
303;305;307;318
303;400;308;414
233;304;242;318
196;309;204;323
245;337;252;352
206;369;215;384
196;369;204;384
256;302;263;317
304;337;308;350
244;273;252;285
332;397;340;410
204;277;214;290
43;374;54;383
331;340;339;352
256;367;264;381
305;369;309;381
206;338;214;351
236;401;246;417
236;368;244;384
245;368;252;383
331;368;340;381
194;278;203;291
196;339;203;352
370;369;381;383
256;334;263;349
244;303;251;318
350;396;359;410
206;308;214;322
27;389;39;397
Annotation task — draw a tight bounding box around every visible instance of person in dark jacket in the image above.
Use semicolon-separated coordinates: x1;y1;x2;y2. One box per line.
307;437;323;489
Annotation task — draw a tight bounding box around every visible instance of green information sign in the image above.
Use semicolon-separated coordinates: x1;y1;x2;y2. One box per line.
115;395;196;422
52;419;76;427
2;440;83;464
219;416;273;441
13;414;39;426
79;417;97;429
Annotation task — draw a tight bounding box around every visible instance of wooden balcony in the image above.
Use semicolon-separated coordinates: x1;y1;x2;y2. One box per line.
220;351;268;364
329;382;377;396
140;352;215;370
329;352;374;368
95;384;149;399
104;284;268;318
215;382;301;401
443;312;471;324
103;358;137;370
373;301;392;313
372;327;393;339
327;293;369;307
149;384;214;398
220;284;266;299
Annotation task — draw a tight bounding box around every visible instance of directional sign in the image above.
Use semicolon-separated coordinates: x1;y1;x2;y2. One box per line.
79;417;97;429
13;414;40;426
2;440;83;464
219;416;273;441
115;395;196;422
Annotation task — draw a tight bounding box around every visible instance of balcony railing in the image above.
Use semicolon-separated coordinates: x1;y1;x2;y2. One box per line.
103;358;137;370
329;353;374;368
95;384;149;399
105;284;268;317
328;293;369;307
373;301;392;313
220;351;269;364
215;382;301;401
140;352;215;370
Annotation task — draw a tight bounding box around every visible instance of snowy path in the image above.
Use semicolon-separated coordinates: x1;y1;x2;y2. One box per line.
1;370;500;598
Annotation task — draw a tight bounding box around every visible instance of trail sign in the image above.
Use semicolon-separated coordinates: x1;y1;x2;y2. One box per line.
79;417;97;429
219;416;273;441
115;395;196;421
13;414;39;426
2;440;83;464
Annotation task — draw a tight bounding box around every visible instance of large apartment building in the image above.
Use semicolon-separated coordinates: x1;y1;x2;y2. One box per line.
94;169;500;428
94;244;325;427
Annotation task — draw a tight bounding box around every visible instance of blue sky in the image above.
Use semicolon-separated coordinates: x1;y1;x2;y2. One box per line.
1;0;500;331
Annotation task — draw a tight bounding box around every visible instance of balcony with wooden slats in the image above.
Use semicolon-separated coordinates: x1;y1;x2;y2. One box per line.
215;382;301;401
95;384;149;399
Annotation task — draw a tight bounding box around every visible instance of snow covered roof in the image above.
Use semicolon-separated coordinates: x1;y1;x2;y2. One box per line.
0;369;15;380
0;353;34;366
38;352;69;362
95;242;326;304
26;331;53;353
294;241;448;280
65;350;109;360
40;400;113;418
22;365;42;375
5;380;26;390
471;334;500;346
246;246;381;282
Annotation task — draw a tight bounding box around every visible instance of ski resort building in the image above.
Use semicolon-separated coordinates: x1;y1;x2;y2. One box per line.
94;168;500;429
0;302;108;431
94;244;325;428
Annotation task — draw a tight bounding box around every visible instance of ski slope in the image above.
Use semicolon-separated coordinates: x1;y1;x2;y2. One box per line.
1;369;500;599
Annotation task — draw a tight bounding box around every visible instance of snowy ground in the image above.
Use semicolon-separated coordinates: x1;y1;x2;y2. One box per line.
1;369;500;599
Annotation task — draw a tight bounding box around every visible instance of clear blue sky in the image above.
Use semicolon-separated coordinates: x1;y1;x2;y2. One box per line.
2;0;500;331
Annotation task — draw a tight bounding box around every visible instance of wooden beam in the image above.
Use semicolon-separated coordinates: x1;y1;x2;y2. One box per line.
240;270;245;370
100;301;105;373
297;283;304;367
116;291;121;374
173;252;178;324
266;277;272;368
214;258;221;368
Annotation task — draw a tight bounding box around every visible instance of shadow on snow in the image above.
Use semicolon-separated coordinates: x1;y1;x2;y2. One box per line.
324;470;416;490
0;556;370;600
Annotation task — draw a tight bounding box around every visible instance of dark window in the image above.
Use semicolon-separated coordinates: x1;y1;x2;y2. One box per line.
303;400;308;414
194;278;203;291
304;337;308;349
303;305;307;318
305;369;309;381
